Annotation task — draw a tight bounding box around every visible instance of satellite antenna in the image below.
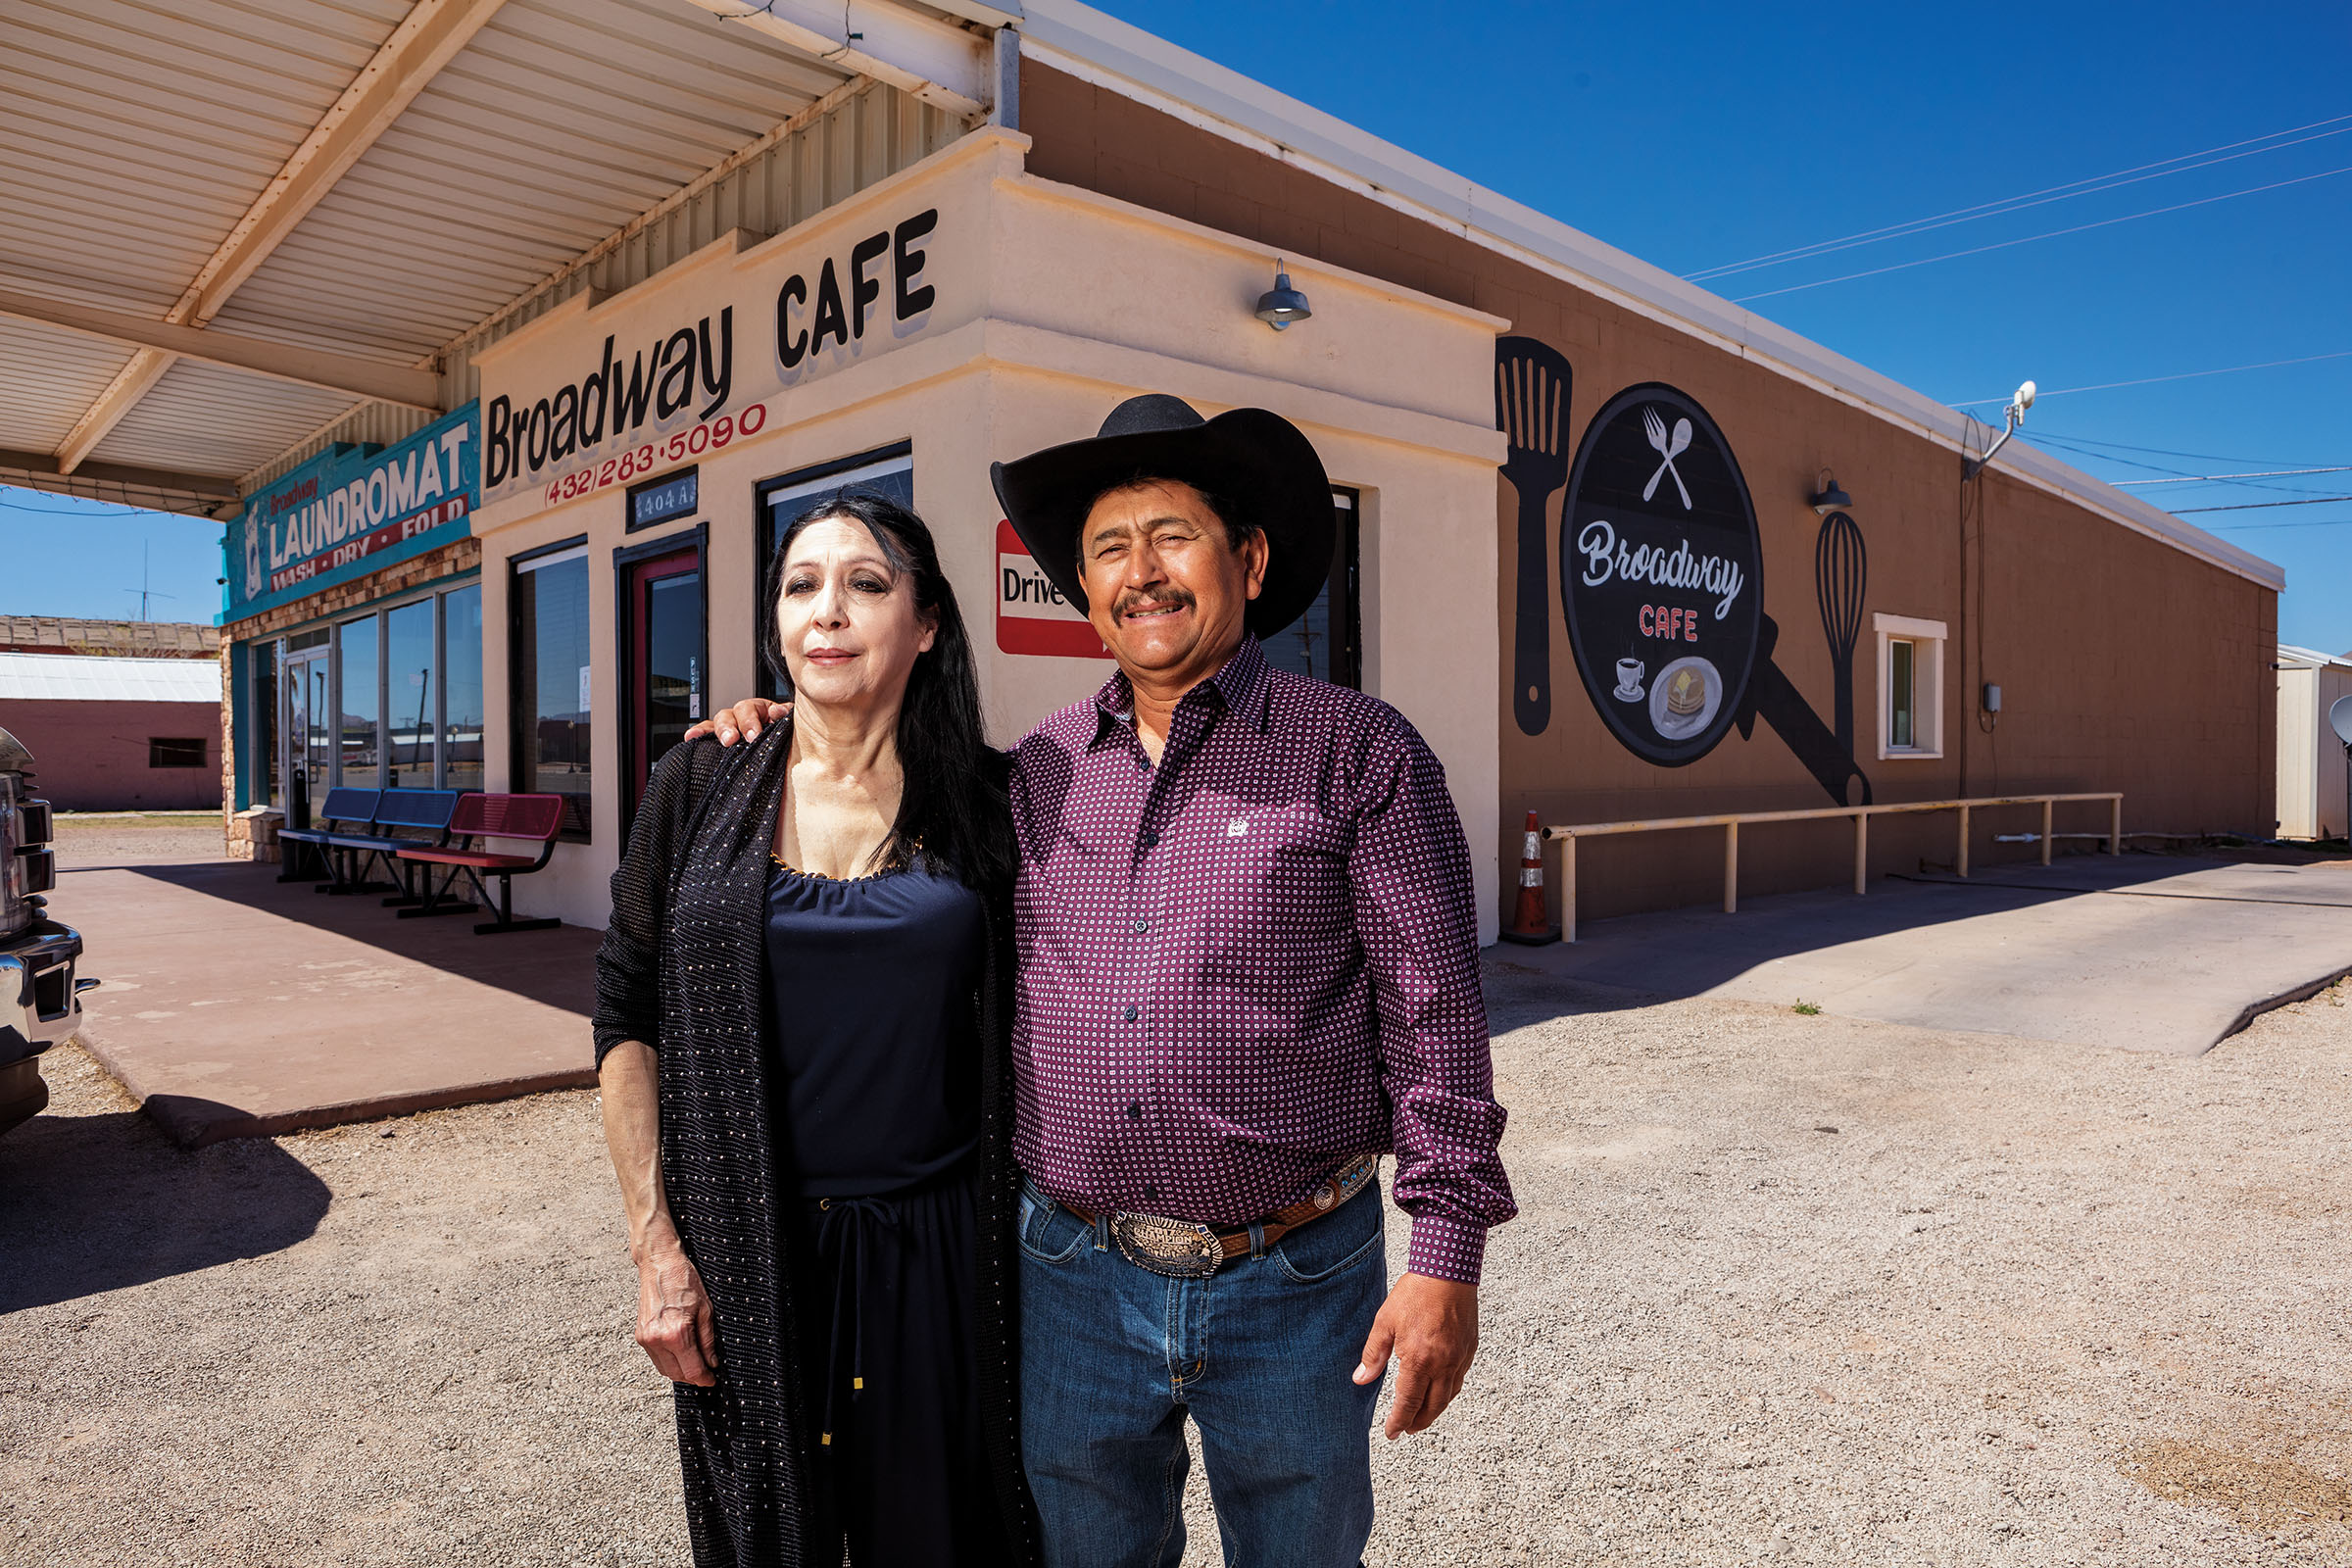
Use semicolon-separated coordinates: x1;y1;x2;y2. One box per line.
1963;380;2036;481
2329;693;2352;842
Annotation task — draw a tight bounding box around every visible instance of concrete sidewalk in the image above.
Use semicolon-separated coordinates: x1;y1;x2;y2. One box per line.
64;854;601;1146
1508;853;2352;1055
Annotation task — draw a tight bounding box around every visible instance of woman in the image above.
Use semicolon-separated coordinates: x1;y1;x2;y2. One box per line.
592;492;1036;1567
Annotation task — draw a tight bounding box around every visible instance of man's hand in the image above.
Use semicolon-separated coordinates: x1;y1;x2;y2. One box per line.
684;698;790;747
635;1243;719;1387
1353;1272;1479;1439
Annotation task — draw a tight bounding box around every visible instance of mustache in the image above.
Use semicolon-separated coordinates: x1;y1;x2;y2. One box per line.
1112;586;1197;619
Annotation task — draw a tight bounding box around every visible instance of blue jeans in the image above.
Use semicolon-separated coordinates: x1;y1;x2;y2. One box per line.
1016;1176;1388;1568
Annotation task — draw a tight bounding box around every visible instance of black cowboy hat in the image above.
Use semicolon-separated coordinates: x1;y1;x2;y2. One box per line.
990;394;1336;637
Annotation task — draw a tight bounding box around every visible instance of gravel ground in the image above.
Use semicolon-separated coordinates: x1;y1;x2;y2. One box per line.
3;831;2347;1565
45;815;224;867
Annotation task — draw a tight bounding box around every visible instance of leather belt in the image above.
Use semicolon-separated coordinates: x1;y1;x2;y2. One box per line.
1055;1153;1381;1279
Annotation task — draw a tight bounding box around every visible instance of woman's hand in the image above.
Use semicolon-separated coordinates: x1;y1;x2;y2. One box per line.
683;698;792;746
635;1240;719;1386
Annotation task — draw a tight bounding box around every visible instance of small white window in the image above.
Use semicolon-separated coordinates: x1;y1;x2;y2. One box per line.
1875;613;1946;760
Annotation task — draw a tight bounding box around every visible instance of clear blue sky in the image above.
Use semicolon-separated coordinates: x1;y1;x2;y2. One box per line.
6;1;2346;644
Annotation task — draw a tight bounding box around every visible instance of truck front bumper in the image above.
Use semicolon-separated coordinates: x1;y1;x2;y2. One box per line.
0;919;84;1064
0;919;83;1136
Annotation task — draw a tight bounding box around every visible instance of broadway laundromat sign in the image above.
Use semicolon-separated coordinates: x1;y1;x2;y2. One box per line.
227;403;479;620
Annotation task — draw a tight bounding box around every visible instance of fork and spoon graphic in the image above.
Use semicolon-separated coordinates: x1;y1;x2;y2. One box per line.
1642;406;1692;509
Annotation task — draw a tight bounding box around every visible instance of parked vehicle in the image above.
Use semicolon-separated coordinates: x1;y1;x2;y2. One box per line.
0;726;88;1136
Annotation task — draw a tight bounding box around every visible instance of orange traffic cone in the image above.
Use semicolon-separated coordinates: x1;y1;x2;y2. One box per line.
1500;809;1559;946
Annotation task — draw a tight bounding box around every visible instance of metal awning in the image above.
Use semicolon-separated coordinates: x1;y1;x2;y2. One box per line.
0;0;940;513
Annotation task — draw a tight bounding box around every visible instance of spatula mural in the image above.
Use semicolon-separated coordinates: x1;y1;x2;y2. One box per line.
1496;337;1573;736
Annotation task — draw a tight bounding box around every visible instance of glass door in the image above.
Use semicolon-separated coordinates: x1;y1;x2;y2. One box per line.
281;646;331;827
621;542;704;827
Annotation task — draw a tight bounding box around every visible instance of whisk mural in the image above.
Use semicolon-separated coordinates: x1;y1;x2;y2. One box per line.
1530;366;1874;807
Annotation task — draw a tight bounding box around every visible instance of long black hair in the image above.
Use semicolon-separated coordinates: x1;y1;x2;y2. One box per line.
761;489;1013;889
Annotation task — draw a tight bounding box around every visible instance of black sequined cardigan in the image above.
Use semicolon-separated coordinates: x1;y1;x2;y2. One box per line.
591;725;1038;1567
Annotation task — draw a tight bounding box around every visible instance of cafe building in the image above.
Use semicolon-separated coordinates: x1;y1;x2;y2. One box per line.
63;0;2266;936
469;125;1504;927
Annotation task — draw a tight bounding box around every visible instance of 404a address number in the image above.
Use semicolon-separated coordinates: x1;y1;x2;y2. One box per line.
542;403;769;507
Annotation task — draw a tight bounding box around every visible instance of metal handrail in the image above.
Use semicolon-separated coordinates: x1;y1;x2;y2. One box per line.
1542;792;2123;943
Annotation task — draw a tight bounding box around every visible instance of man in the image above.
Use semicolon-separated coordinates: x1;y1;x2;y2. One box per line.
708;394;1513;1567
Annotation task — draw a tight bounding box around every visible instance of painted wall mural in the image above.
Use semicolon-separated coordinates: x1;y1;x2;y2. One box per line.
1497;336;1572;736
1529;364;1874;807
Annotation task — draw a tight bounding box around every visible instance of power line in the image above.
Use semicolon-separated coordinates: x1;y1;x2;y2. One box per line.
1732;163;2352;303
2174;494;2352;514
1949;349;2352;408
1690;113;2352;282
2210;515;2352;531
2031;436;2346;502
2114;466;2352;486
2031;430;2329;467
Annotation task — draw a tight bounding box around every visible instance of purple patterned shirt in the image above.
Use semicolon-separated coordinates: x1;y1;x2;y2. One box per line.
1005;636;1514;1284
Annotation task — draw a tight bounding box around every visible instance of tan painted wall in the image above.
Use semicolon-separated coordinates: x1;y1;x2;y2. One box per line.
1020;61;2279;926
471;129;1507;934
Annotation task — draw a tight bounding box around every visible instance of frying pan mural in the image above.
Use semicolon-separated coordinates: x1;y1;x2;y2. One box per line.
1545;375;1874;807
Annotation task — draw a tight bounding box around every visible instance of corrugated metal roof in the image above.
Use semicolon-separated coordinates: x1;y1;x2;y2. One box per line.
86;360;358;477
2;0;874;497
0;652;221;703
0;317;136;452
0;0;410;318
207;0;855;366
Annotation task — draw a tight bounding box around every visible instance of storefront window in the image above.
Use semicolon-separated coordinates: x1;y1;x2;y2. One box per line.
386;599;436;790
513;544;593;838
756;445;914;699
443;584;485;795
338;614;379;788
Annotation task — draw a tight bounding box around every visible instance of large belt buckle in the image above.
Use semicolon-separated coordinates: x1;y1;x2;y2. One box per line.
1110;1210;1225;1279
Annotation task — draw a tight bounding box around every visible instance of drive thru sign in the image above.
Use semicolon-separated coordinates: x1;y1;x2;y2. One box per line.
995;518;1110;659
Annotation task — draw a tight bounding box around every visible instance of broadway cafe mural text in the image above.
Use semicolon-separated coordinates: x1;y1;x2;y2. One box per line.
228;403;478;620
1544;374;1871;806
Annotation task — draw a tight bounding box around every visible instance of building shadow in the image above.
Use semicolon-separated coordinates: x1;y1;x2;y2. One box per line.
0;1101;330;1315
103;858;600;1015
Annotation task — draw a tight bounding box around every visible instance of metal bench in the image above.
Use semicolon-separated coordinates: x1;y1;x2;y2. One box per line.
276;787;379;887
319;788;466;902
394;792;566;934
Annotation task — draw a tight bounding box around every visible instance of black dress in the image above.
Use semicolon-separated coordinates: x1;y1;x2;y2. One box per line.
591;727;1038;1568
764;860;1004;1564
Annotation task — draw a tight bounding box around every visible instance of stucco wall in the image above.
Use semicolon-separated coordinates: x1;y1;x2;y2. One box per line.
1020;60;2279;925
0;700;221;810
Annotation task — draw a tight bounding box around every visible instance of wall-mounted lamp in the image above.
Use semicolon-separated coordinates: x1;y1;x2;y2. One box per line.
1809;472;1853;515
1254;259;1312;331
